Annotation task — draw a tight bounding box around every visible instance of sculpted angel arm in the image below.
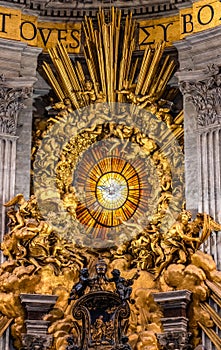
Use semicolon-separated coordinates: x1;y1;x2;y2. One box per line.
172;222;201;244
4;194;26;232
179;230;201;243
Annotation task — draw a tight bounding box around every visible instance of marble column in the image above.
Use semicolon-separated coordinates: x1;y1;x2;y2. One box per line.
0;133;17;263
174;26;221;350
175;28;221;270
0;39;41;350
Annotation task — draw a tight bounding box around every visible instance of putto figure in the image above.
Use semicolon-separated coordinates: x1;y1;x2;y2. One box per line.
107;269;139;303
68;268;92;302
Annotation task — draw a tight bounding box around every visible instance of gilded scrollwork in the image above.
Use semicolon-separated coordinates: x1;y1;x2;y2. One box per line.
0;198;221;349
2;7;221;350
50;98;74;118
31;8;184;254
32;101;184;249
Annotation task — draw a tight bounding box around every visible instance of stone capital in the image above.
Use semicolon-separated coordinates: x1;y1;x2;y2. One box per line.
177;64;221;128
157;331;192;350
0;75;35;136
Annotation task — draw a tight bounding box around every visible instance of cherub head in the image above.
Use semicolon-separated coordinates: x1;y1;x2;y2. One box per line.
85;80;93;90
111;269;120;277
178;210;192;225
80;268;89;277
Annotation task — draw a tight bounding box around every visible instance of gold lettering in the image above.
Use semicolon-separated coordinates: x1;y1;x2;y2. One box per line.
0;13;11;33
156;22;174;42
20;21;37;40
181;13;194;34
38;27;54;46
197;4;214;25
139;25;155;46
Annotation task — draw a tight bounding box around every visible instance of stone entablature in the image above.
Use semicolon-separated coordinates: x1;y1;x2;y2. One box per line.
0;0;190;20
0;0;221;54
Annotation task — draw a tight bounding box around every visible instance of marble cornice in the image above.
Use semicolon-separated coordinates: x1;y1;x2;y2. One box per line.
0;0;191;20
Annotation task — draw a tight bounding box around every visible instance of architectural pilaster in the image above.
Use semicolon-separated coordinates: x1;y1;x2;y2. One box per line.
174;27;221;350
0;78;33;262
179;65;221;237
175;27;221;269
0;39;41;350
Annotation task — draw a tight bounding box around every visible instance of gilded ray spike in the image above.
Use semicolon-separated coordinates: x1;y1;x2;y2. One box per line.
199;322;221;350
42;62;65;101
135;47;152;95
201;302;221;329
42;8;182;157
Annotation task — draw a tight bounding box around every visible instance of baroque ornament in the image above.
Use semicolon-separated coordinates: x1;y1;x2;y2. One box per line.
32;7;184;247
0;77;31;135
1;196;221;349
0;7;221;350
180;64;221;127
33;102;184;248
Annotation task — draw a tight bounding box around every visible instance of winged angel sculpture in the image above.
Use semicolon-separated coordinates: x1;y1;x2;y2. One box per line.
0;193;221;349
0;7;221;350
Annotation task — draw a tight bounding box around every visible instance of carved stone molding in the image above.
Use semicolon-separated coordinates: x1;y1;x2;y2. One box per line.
20;293;58;321
20;294;57;350
0;76;32;135
153;290;193;350
22;334;52;350
0;0;190;19
180;64;221;128
157;331;192;350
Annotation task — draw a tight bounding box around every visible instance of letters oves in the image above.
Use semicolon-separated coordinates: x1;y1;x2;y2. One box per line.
0;2;220;51
0;12;80;51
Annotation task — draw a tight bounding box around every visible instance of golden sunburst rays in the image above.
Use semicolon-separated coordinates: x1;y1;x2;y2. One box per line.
73;141;150;240
37;8;185;246
42;8;177;108
33;101;184;248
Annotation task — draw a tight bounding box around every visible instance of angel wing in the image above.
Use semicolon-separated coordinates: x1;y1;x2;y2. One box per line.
4;194;25;207
196;213;221;249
